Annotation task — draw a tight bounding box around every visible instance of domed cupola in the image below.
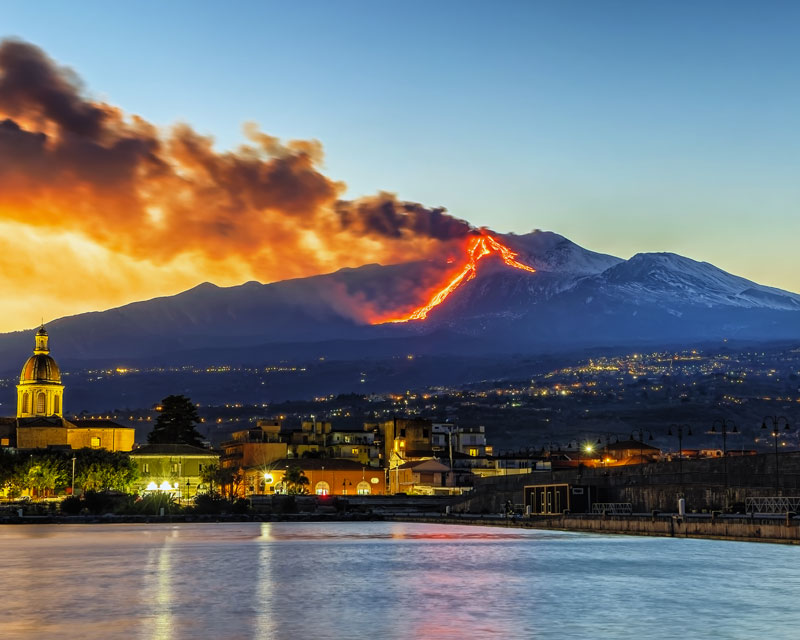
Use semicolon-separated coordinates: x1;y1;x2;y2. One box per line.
17;325;65;418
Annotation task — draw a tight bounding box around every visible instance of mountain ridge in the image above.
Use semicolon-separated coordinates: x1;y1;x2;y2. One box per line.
1;229;798;370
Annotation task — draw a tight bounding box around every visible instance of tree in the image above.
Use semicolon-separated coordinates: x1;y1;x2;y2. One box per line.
21;455;67;498
200;463;220;494
283;465;310;495
73;449;139;493
200;463;242;500
148;395;204;446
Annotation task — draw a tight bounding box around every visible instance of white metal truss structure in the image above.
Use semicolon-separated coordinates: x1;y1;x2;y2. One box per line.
745;497;800;513
591;502;632;515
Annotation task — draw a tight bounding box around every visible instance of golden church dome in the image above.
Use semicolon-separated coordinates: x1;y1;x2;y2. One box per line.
20;354;62;384
19;325;61;384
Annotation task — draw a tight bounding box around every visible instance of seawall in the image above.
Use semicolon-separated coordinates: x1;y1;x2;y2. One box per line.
392;513;800;545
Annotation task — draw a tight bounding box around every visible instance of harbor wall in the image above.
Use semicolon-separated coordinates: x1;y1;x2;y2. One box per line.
395;513;800;544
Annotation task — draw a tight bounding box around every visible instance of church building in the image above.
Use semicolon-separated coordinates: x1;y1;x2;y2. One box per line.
0;326;135;451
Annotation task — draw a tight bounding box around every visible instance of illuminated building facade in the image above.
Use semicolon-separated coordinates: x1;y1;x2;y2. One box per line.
389;458;453;495
263;458;386;496
2;326;135;451
378;418;435;463
130;443;220;500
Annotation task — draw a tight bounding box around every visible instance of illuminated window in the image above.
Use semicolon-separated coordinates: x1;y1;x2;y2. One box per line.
171;463;179;473
351;447;359;455
91;437;101;448
143;463;150;474
22;392;30;414
0;438;9;447
469;448;478;457
357;481;371;495
36;392;46;414
53;395;60;414
315;481;330;495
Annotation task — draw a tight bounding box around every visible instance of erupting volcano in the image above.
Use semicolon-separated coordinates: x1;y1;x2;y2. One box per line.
375;233;536;323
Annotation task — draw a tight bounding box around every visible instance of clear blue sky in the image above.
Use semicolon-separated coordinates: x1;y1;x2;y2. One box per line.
4;0;800;290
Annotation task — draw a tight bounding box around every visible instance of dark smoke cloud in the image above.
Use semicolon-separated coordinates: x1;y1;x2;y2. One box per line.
0;39;107;138
335;193;472;241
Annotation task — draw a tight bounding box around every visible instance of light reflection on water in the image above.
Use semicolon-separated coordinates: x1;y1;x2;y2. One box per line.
0;522;799;639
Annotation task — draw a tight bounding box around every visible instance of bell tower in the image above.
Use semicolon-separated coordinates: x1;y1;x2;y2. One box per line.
17;325;65;418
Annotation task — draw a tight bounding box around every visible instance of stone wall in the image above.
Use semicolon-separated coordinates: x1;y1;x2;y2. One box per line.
396;514;800;544
458;452;800;514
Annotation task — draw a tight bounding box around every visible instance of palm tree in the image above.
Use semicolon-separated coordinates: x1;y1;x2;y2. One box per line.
200;463;220;494
283;465;310;495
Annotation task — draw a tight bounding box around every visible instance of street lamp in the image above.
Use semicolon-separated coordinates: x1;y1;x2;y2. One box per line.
595;434;618;467
630;429;654;473
711;419;738;490
667;424;692;487
762;416;791;493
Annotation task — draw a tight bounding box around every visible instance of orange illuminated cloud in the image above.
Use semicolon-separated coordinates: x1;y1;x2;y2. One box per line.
0;39;474;332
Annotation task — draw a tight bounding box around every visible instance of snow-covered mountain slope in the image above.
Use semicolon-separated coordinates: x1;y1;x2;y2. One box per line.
584;253;800;311
502;230;623;275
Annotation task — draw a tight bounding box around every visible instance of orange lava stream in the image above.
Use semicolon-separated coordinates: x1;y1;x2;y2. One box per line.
378;234;536;323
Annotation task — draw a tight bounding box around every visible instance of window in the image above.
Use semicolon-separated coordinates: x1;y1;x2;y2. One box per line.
315;481;330;495
357;481;371;495
199;464;204;472
0;438;9;447
351;447;359;455
36;392;46;414
91;437;101;448
53;395;60;414
143;463;150;474
171;463;179;473
469;448;478;457
22;392;30;414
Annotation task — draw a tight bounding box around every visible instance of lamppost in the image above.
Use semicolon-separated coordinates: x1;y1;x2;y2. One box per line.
711;419;737;490
762;416;791;493
595;434;619;467
667;424;692;487
630;429;654;474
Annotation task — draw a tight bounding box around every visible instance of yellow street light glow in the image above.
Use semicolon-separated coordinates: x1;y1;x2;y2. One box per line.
263;473;274;484
158;481;173;491
584;444;594;453
146;481;159;491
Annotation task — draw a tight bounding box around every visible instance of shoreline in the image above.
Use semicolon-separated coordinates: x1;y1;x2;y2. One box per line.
388;513;800;545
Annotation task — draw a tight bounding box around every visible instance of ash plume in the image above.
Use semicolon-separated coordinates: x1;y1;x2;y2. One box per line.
0;38;473;292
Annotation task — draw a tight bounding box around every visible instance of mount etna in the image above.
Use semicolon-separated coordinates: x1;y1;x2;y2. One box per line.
1;229;799;373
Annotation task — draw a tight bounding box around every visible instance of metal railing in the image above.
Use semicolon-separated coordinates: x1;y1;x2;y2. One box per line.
745;497;800;514
591;502;633;515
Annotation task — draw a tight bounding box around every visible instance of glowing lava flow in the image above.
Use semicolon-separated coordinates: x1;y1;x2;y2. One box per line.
378;234;536;323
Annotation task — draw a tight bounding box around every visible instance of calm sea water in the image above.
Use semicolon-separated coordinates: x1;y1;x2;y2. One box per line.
0;521;797;639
